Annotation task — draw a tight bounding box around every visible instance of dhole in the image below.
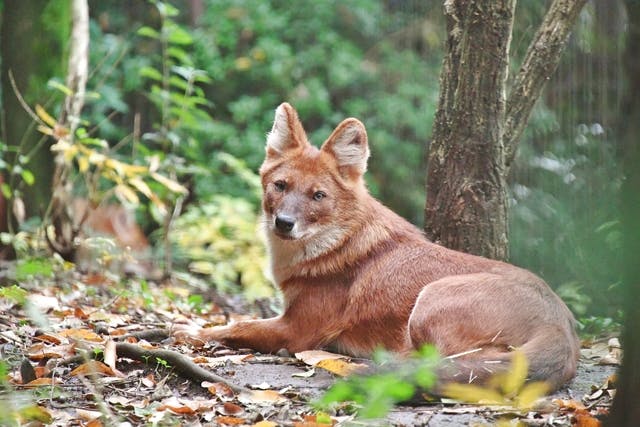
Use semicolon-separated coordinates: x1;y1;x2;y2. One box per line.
180;103;579;390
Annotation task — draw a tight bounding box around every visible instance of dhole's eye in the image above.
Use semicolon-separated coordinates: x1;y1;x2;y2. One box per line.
274;180;286;192
312;191;326;201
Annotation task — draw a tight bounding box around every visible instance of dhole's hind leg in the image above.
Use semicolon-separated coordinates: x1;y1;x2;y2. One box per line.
408;273;578;389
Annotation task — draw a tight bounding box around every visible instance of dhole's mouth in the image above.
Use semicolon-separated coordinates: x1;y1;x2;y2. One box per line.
273;230;298;240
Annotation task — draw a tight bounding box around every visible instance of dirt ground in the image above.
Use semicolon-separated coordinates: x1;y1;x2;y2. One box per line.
0;264;617;426
205;350;615;426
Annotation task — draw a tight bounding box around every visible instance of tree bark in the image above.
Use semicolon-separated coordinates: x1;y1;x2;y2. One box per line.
425;0;515;260
606;2;640;423
49;0;90;258
425;0;587;260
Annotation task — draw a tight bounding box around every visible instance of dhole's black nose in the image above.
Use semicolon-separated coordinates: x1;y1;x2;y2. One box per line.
275;215;295;233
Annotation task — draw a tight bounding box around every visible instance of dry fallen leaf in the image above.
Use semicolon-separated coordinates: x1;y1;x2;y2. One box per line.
295;350;367;376
59;328;104;342
295;350;346;366
207;354;255;365
204;381;236;398
252;421;278;427
76;408;103;422
553;398;587;412
293;414;335;427
216;416;246;425
70;360;119;377
292;368;316;378
219;402;244;416
28;294;60;311
23;378;58;387
33;333;63;345
315;358;368;377
239;390;287;405
27;343;76;361
575;413;602;427
598;338;621;366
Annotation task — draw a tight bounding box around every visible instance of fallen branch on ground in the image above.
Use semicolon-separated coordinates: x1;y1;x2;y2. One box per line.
114;342;248;394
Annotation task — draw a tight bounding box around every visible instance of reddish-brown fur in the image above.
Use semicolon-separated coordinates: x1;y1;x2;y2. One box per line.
180;103;579;389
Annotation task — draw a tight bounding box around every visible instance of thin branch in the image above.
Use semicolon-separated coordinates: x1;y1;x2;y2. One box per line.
503;0;588;171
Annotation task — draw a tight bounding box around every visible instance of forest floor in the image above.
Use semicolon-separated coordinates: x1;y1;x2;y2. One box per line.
0;260;618;426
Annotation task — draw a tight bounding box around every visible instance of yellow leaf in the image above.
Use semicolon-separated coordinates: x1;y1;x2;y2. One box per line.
37;125;54;136
88;151;107;165
114;184;140;204
316;358;368;377
515;381;550;409
35;104;57;127
105;158;125;176
499;350;528;396
441;382;505;405
120;163;149;176
151;172;188;194
128;177;153;198
253;421;278;427
78;156;89;173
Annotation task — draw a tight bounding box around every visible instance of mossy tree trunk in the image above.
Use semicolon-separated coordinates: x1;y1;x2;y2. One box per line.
425;0;587;260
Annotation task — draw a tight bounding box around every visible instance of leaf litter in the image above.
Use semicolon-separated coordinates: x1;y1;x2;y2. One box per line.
0;265;619;426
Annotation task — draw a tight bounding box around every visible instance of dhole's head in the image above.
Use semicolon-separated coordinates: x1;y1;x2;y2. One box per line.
259;103;370;256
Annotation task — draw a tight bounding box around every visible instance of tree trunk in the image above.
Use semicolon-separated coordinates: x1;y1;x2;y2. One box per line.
48;0;90;259
606;2;640;423
425;0;587;260
425;0;515;260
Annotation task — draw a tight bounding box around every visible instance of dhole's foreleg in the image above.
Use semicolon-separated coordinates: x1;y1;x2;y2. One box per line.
408;272;579;390
175;315;329;354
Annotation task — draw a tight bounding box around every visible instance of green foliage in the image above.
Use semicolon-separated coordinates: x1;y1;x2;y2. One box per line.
15;258;55;281
510;104;623;317
170;195;272;299
578;315;621;337
189;0;442;222
316;345;439;419
0;285;28;305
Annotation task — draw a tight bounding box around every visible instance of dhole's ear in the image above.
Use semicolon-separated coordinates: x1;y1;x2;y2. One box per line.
321;118;370;179
265;102;307;157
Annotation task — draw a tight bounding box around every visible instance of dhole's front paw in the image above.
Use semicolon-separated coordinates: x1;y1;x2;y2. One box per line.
171;324;226;347
171;324;209;347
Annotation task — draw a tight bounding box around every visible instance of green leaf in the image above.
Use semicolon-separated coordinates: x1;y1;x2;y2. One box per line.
47;79;73;96
16;258;55;281
0;285;28;305
139;66;163;81
137;26;159;39
19;405;52;424
157;2;180;18
21;169;35;186
1;183;11;199
167;26;193;45
167;46;192;66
